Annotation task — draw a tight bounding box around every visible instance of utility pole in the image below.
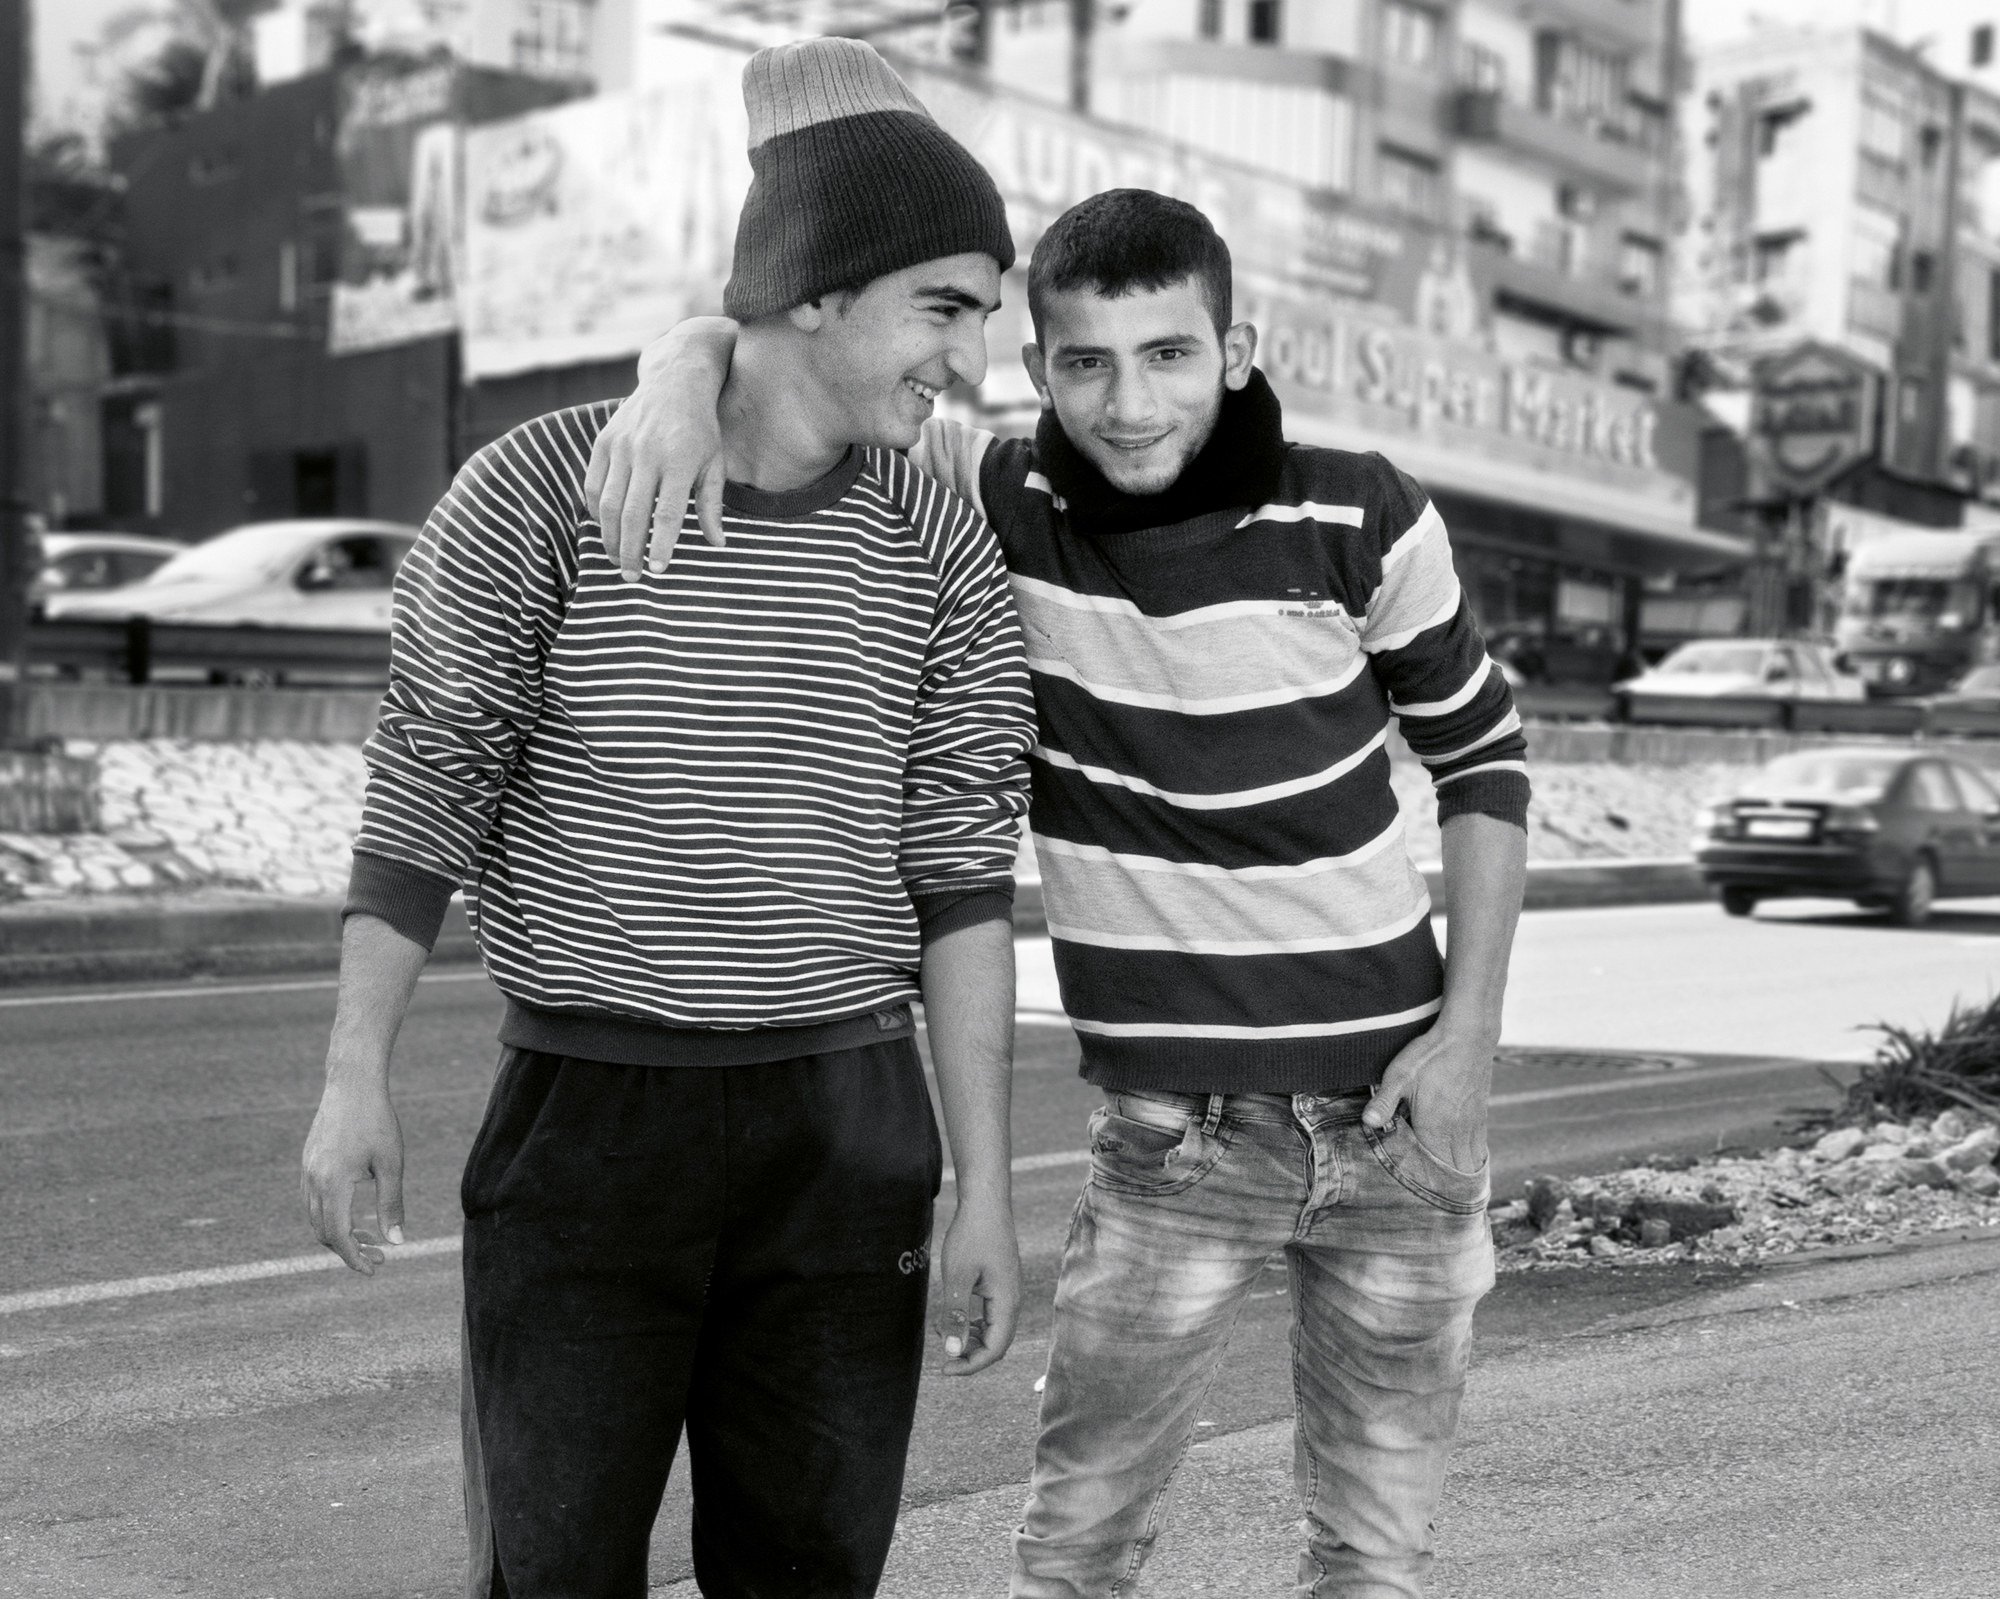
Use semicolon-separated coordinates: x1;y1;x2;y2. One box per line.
1068;0;1094;115
0;0;29;729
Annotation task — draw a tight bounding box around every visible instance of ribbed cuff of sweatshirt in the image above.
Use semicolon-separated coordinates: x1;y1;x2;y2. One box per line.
912;886;1014;946
1435;768;1530;830
344;848;460;951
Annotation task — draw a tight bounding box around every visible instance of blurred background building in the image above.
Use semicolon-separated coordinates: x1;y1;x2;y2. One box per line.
27;0;2000;684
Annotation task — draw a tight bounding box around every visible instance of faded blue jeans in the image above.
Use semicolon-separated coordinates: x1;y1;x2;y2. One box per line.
1013;1087;1496;1599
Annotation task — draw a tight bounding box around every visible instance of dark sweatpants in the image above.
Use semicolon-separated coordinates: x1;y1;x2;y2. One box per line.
459;1040;942;1599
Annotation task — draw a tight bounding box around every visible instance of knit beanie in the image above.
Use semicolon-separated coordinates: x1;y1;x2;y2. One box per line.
723;38;1017;320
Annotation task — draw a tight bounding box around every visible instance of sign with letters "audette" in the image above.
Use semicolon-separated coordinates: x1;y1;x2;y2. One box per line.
1747;342;1880;498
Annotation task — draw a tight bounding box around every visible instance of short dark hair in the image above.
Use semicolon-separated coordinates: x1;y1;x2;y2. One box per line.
1026;189;1233;342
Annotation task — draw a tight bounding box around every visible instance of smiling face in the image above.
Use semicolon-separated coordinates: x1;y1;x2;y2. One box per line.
798;252;1002;450
1025;276;1258;496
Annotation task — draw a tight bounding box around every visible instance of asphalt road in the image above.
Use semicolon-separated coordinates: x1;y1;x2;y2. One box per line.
4;896;1998;1596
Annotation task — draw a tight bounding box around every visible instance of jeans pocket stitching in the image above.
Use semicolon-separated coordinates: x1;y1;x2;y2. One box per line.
1363;1120;1488;1215
1088;1110;1232;1197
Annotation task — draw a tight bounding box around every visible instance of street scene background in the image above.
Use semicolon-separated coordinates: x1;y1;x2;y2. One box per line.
7;1;2000;1595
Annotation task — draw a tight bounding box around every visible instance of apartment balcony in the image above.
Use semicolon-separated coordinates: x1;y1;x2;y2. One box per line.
1511;0;1662;52
1474;234;1658;337
1451;87;1656;193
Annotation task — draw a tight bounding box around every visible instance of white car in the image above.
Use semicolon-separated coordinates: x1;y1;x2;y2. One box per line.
31;531;187;616
1617;639;1867;705
50;519;420;631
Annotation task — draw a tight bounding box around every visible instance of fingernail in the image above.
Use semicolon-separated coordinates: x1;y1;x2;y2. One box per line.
387;1226;404;1246
646;559;665;575
619;569;639;583
944;1336;963;1358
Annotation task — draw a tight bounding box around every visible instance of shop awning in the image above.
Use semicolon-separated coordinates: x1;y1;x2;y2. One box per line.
1284;413;1754;563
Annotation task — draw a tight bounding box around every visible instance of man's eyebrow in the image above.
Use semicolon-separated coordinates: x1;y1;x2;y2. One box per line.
914;285;1000;312
1052;332;1207;358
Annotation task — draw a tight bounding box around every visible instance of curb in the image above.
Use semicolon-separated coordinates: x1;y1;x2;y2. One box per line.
0;893;478;988
0;860;1711;990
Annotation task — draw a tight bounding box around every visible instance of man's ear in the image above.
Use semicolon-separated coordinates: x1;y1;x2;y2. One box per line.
1221;321;1258;391
788;299;828;333
1022;342;1054;408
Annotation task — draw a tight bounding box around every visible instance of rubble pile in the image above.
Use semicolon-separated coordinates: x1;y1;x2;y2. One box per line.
0;740;366;903
1493;1109;2000;1269
1391;758;1745;866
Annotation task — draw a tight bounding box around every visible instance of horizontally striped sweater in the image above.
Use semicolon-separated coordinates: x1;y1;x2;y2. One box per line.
912;406;1530;1094
346;403;1034;1067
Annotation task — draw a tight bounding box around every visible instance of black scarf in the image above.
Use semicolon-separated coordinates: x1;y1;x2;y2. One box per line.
1034;367;1289;537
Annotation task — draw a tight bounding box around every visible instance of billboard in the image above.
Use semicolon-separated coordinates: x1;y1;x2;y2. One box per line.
329;61;462;355
1747;343;1881;499
461;50;750;381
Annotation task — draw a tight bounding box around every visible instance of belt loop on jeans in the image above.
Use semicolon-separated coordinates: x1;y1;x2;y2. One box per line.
1201;1094;1225;1136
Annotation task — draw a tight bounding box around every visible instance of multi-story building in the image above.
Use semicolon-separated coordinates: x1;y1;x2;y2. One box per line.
1679;25;2000;517
870;0;1736;679
253;0;641;92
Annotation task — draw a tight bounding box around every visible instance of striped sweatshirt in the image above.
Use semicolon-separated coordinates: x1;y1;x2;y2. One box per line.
347;403;1034;1067
912;407;1530;1094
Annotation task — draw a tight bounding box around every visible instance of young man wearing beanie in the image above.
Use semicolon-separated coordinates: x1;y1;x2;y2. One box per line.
301;38;1033;1599
595;188;1529;1597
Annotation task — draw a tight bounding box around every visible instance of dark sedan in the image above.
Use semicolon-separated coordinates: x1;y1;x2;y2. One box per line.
1693;748;2000;924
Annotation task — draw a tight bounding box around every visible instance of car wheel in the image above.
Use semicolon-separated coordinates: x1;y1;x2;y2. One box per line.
1720;886;1759;918
1889;856;1936;927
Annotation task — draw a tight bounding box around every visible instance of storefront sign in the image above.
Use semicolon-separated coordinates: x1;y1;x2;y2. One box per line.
1747;342;1879;498
1252;290;1680;503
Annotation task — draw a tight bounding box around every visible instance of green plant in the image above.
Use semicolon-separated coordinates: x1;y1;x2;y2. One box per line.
1847;993;2000;1123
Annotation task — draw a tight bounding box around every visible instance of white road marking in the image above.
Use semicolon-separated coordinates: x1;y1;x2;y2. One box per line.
0;969;492;1010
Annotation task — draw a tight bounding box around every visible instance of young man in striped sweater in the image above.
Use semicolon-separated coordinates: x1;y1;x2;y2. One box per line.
300;40;1036;1599
597;192;1528;1595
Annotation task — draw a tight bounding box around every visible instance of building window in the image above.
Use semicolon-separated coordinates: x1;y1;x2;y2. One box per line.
1901;377;1925;426
1382;1;1440;69
1198;0;1221;39
1752;230;1802;286
1860;95;1906;164
1460;40;1504;92
1756;99;1809;157
512;0;593;78
1911;250;1935;294
1618;233;1662;297
1988;269;2000;360
1536;31;1627;123
1850;206;1903;289
1976;24;1994;68
1920;125;1943;168
1377;144;1441;219
1248;0;1281;45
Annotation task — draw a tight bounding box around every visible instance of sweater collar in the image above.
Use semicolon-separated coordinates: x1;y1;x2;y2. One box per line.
1034;367;1288;537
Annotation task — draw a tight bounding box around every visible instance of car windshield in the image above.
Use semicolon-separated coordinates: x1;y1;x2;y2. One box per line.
1951;665;2000;694
1842;577;1975;621
1744;753;1904;798
1658;643;1768;676
143;526;309;585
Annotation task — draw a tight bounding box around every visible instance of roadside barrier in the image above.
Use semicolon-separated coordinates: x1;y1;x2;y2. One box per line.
27;618;388;686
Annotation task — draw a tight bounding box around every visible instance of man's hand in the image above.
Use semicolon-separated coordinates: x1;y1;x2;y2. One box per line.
1362;1023;1495;1173
583;318;737;580
301;1078;406;1275
935;1193;1021;1376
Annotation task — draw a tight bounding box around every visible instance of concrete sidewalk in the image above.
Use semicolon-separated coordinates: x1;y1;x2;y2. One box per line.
660;1233;1998;1599
0;860;1708;987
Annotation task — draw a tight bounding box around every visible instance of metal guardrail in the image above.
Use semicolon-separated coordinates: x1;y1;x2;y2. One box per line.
1620;693;1966;738
27;618;390;685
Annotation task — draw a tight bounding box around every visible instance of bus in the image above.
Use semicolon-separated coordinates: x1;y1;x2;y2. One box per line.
1834;530;2000;696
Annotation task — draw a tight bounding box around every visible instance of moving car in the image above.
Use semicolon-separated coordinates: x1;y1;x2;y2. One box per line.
1692;747;2000;924
50;519;419;631
30;531;187;617
1923;663;2000;739
1616;638;1865;724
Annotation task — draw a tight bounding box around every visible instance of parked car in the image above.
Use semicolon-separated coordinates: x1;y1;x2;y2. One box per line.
1692;747;2000;924
30;531;187;618
1923;663;2000;739
1616;638;1866;723
49;519;419;631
